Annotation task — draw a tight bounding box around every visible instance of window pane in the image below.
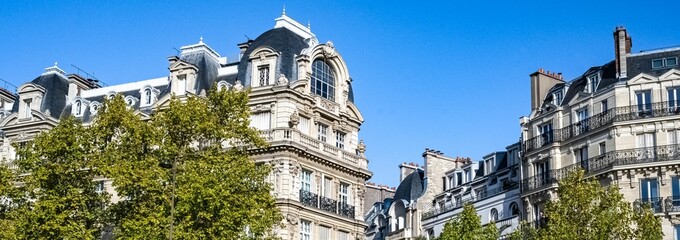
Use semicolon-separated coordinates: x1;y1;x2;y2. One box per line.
652;59;664;68
641;179;649;201
667;58;678;67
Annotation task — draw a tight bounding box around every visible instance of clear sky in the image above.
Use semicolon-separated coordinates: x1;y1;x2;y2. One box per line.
1;1;680;187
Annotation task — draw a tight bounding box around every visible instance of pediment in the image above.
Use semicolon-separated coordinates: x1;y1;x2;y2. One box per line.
627;73;658;85
169;60;198;72
18;83;46;94
659;69;680;81
345;103;364;123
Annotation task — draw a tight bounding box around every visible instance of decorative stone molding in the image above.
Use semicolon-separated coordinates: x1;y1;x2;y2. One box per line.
286;214;299;225
289;111;300;128
357;140;366;157
233;81;244;91
275;74;289;86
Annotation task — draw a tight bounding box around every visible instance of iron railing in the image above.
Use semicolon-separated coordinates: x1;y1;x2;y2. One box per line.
664;196;680;213
299;189;355;218
637;197;664;213
523;101;680;153
422;181;519;220
522;143;680;192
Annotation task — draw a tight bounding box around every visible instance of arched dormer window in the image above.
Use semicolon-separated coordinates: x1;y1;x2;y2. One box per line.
217;81;229;91
144;88;152;105
311;60;335;101
74;100;82;116
90;102;100;115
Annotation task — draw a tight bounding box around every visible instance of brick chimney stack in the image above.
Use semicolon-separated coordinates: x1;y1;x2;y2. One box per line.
614;26;632;79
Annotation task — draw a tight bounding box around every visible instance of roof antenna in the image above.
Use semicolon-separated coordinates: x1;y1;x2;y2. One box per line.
172;47;181;55
282;4;286;15
307;20;311;30
199;36;204;44
244;35;251;41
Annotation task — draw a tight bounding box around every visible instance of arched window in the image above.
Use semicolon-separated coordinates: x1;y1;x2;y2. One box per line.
311;60;335;101
126;98;134;106
490;208;499;222
144;89;152;105
510;202;520;216
75;100;82;116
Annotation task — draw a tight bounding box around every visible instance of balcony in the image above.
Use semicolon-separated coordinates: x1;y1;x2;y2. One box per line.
421;181;519;220
523;101;680;153
664;196;680;213
299;189;355;218
522;143;680;192
258;128;366;169
635;197;664;213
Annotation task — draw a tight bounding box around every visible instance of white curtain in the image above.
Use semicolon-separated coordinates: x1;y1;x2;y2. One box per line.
249;112;271;130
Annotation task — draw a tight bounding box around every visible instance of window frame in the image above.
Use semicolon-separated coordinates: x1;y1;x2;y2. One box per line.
300;220;311;240
258;65;270;86
310;60;336;101
335;131;346;149
317;123;328;142
301;170;312;192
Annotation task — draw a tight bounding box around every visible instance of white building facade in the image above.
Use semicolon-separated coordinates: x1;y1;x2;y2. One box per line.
0;13;371;240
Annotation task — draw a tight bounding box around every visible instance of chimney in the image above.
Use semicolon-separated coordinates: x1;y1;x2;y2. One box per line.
530;68;565;111
237;40;253;60
614;26;632;79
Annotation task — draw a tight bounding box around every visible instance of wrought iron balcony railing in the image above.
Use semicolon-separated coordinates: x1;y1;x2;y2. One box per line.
665;196;680;213
635;197;664;213
299;189;355;218
422;181;519;220
523;101;680;153
522;143;680;192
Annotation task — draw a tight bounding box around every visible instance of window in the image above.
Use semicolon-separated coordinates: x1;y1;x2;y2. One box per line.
95;180;105;193
636;90;652;115
652;59;664;69
177;75;187;94
669;130;679;145
144;88;152;105
90;103;99;115
126;98;134;106
298;117;310;135
490;208;499;222
636;133;655;148
335;131;346;149
311;60;335;101
322;177;332;197
553;90;563;105
338;231;349;240
485;158;495;175
258;65;270;86
23;99;32;119
669;88;680;112
318;225;330;239
640;179;660;209
218;82;228;91
575;108;589;134
456;172;462;186
588;74;600;93
75;100;82;116
249;112;271;130
599;142;606;155
339;183;349;205
672;177;680;210
535;161;549;184
576;107;589;122
475;187;486;199
668;57;679;67
576;147;588;170
317;124;328;142
510;202;520;216
675;225;680;240
464;169;471;183
300;220;311;240
601;100;608;112
301;170;312;192
538;123;553;146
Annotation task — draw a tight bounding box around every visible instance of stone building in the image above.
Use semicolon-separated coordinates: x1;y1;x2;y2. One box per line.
520;26;680;239
0;13;371;240
421;143;522;239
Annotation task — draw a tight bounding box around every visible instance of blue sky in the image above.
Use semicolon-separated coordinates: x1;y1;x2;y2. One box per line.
1;1;680;187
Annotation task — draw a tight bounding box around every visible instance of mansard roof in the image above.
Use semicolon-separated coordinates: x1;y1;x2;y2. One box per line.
393;169;425;202
180;50;220;95
237;27;309;86
10;72;69;119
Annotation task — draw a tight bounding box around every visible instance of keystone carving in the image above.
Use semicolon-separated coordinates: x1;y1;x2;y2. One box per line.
276;74;289;86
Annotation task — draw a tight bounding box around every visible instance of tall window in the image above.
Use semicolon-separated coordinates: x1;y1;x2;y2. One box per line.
669;88;680;112
599;142;606;155
300;220;311;240
335;131;346;149
249;112;271;130
301;170;312;192
311;60;335;101
510;202;520;216
577;147;588;171
318;226;330;240
588;74;600;93
485;158;495;175
490;208;499;222
672;176;680;210
317;124;328;142
322;177;332;197
95;180;105;193
258;65;270;86
535;161;549;184
338;231;349;240
601;100;608;112
298;117;310;135
456;172;462;186
637;133;655;148
636;90;652;115
668;130;679;145
75;100;82;116
339;183;349;205
576;108;589;122
23;99;32;119
144;88;152;105
464;169;471;183
553;90;563;106
177;75;187;94
640;178;660;208
538;123;553;146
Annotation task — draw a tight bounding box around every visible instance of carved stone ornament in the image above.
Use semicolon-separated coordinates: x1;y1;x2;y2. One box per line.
286;214;299;225
276;74;289;86
233;81;244;91
357;140;366;156
289;111;300;128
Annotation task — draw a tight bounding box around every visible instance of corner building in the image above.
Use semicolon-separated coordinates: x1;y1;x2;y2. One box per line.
0;14;371;240
520;26;680;239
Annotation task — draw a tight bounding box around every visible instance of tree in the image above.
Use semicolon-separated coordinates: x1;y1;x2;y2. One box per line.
98;88;281;239
0;165;18;240
437;203;499;240
11;117;109;239
510;169;663;240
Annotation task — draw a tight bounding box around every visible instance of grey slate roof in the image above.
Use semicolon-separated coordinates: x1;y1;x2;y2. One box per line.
392;169;425;202
181;51;220;94
237;27;309;86
627;49;680;78
10;72;70;119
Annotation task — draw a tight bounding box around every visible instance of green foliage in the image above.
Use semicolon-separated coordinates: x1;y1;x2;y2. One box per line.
437;203;499;240
511;169;663;240
12;117;109;239
0;87;281;239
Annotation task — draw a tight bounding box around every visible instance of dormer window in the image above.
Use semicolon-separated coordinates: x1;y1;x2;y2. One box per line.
311;60;335;101
144;89;152;105
177;75;187;95
553;90;564;106
90;102;100;115
23;99;32;119
217;81;228;91
258;65;270;86
74;100;82;116
587;73;600;93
